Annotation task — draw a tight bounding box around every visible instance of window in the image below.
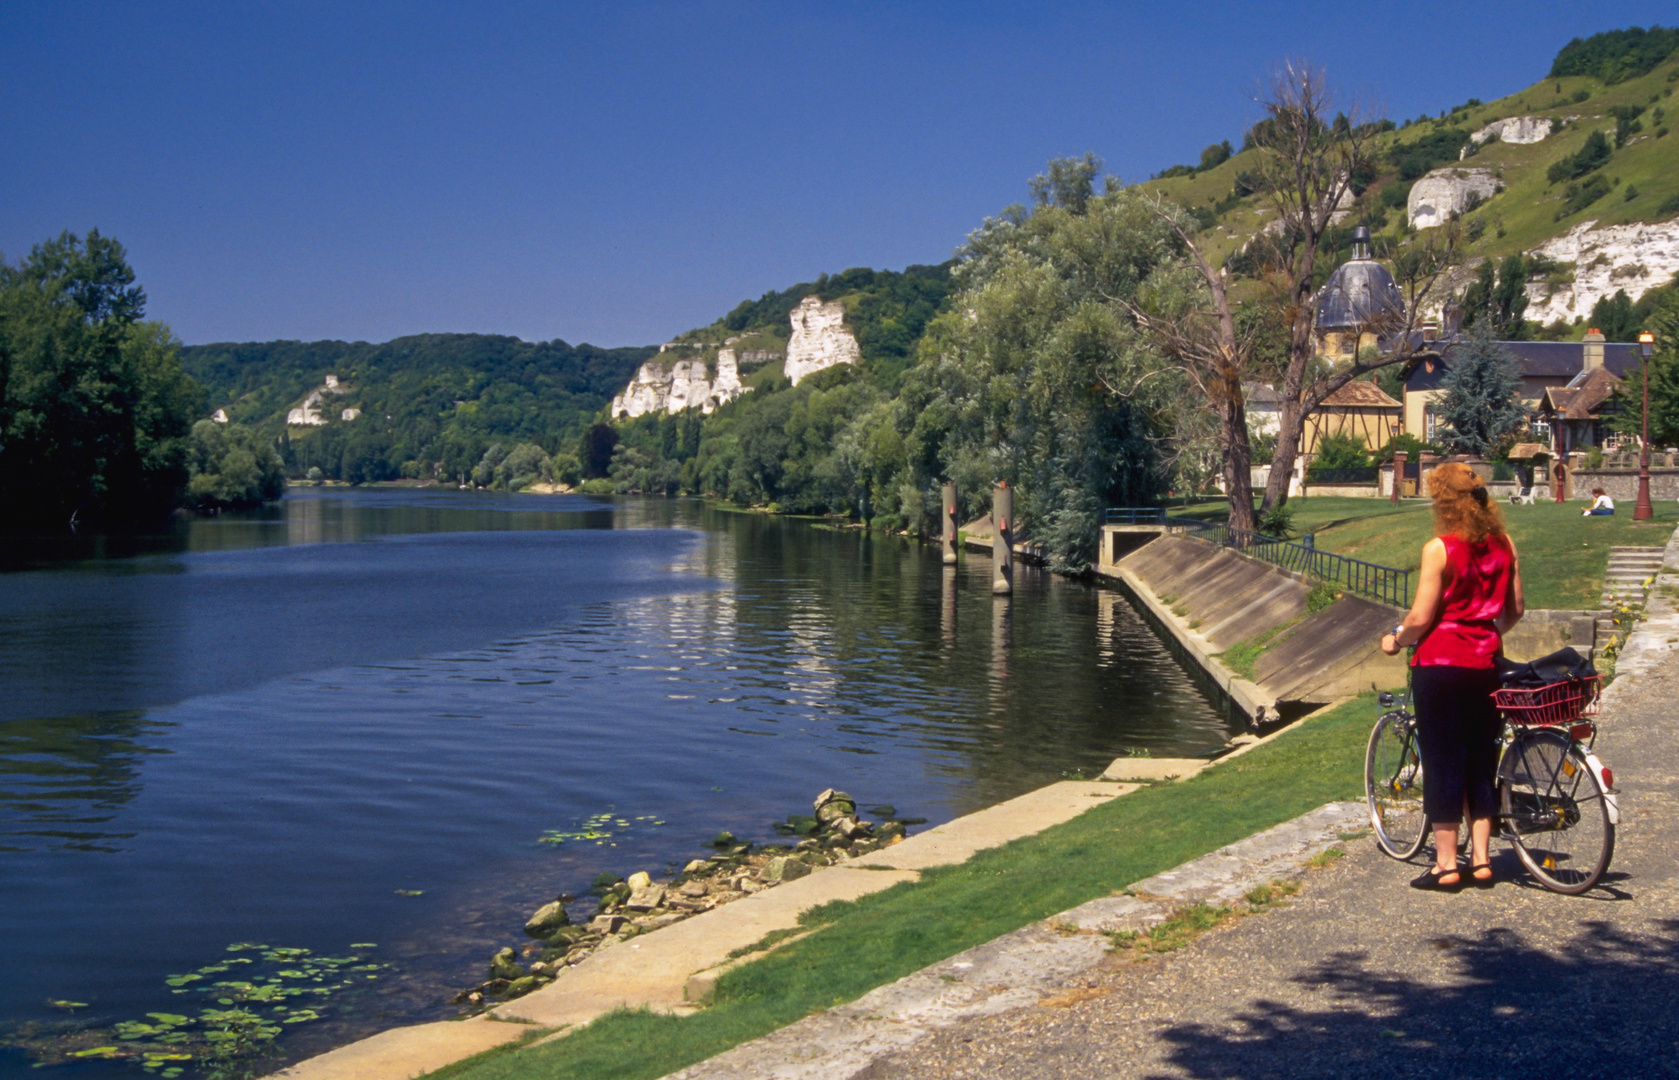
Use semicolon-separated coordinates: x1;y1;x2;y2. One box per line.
1425;406;1437;442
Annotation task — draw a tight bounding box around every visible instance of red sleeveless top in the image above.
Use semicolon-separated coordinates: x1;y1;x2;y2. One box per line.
1412;533;1513;670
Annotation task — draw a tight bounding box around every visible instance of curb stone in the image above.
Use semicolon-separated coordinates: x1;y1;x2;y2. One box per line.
660;801;1368;1080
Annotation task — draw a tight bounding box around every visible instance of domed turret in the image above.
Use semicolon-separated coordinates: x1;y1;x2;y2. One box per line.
1314;227;1405;357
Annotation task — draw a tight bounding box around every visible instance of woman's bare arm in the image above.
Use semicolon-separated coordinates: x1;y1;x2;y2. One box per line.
1382;537;1447;654
1496;535;1525;634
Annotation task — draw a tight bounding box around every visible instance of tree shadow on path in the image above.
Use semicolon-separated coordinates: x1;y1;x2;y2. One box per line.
1150;919;1679;1080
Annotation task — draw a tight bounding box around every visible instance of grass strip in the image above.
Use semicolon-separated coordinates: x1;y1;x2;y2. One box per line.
432;694;1379;1080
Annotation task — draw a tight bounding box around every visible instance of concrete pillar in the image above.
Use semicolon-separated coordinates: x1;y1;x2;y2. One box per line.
1391;451;1407;505
941;481;958;565
991;482;1013;596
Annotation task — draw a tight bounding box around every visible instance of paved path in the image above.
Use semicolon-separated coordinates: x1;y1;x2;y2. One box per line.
830;536;1679;1080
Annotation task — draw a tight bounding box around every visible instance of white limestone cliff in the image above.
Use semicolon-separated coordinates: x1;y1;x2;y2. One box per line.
286;375;351;426
784;297;860;385
1461;116;1553;157
610;347;751;419
1524;217;1679;324
1408;168;1501;229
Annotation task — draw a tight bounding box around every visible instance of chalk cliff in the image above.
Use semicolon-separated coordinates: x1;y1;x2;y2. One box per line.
610;345;750;419
1524;217;1679;324
1408;168;1501;229
286;374;352;426
784;297;861;385
1462;116;1554;156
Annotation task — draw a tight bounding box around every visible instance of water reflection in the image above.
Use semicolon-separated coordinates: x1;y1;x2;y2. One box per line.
0;711;170;853
0;491;1236;1076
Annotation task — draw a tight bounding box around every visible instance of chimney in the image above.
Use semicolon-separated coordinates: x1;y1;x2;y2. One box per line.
1583;329;1605;372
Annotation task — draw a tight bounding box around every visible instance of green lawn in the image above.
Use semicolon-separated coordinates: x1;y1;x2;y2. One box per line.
1169;496;1678;610
431;696;1377;1080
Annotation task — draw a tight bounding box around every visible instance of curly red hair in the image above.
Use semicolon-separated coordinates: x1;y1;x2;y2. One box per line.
1428;461;1505;544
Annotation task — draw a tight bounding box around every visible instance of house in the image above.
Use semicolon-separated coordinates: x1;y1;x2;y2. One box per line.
1244;382;1282;437
1302;379;1403;454
1400;330;1641;449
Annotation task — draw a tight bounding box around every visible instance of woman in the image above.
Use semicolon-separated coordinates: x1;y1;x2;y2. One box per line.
1380;462;1525;890
1582;487;1615;516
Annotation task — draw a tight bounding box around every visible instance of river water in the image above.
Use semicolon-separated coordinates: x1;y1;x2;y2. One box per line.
0;489;1232;1077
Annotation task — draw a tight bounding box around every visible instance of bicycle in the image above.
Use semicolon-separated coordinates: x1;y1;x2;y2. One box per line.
1364;673;1619;895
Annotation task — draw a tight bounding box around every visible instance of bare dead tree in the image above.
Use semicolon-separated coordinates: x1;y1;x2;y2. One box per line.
1242;63;1464;512
1127;205;1263;532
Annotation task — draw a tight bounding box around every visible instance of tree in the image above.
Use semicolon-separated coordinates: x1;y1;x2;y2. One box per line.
1609;307;1679;447
1589;288;1642;341
1461;255;1529;338
1140;63;1455;526
579;423;618;478
0;230;202;530
1436;332;1526;456
185;420;286;508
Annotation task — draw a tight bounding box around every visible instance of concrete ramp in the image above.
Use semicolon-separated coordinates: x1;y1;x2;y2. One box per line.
1253;595;1406;702
1119;535;1309;652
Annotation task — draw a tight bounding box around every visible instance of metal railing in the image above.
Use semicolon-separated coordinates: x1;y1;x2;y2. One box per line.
1103;507;1168;524
1101;507;1410;607
1191;523;1410;607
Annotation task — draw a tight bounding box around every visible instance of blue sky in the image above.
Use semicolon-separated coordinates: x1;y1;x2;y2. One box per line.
2;2;1671;347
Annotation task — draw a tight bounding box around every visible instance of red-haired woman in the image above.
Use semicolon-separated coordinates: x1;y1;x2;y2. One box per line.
1381;463;1525;890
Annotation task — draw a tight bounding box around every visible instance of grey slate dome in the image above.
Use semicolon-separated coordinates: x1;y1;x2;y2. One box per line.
1314;226;1404;332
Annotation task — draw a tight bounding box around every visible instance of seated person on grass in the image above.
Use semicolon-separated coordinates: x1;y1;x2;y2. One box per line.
1582;487;1614;517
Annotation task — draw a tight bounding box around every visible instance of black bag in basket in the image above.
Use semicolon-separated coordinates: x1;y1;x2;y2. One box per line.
1495;646;1597;689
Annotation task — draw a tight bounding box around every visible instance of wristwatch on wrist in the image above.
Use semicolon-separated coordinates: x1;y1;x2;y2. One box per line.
1388;624;1404;640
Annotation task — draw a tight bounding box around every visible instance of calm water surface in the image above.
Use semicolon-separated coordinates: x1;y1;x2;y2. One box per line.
0;490;1232;1076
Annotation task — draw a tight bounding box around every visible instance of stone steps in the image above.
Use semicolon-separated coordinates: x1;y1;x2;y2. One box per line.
1601;547;1666;606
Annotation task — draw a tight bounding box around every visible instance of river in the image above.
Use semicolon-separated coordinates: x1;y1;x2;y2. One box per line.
0;489;1233;1077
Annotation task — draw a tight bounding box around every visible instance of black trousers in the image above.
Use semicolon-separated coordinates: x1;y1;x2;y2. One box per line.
1412;664;1502;825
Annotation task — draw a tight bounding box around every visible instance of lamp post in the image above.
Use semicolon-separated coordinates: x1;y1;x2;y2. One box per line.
1635;331;1655;521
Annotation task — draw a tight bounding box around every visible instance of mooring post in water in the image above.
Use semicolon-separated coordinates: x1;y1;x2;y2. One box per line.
991;481;1013;595
941;481;958;565
942;564;958;643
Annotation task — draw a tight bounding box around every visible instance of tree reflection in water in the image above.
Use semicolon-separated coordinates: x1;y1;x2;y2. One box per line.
0;710;170;852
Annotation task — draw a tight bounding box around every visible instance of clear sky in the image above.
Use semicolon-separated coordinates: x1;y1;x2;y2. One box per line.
2;1;1671;347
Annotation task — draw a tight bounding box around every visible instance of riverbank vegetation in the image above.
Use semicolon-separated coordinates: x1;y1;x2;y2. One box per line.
432;694;1376;1080
0;231;204;531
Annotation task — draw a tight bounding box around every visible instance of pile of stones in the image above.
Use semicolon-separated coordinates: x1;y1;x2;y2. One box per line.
454;790;921;1008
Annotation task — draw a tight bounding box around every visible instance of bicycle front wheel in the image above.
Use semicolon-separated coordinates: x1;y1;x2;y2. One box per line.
1501;728;1615;894
1366;710;1427;860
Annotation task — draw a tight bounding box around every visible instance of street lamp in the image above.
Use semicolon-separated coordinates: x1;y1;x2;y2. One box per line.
1635;330;1655;521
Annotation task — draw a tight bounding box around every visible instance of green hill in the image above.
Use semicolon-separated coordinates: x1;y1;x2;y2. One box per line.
1141;26;1679;327
179;334;653;483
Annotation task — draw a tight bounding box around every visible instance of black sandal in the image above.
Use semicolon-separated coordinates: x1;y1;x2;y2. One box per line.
1410;866;1463;892
1469;862;1495;888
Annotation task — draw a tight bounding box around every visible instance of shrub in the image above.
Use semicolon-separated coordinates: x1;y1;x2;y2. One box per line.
1380;181;1413;209
1550;26;1679;85
1557;174;1612;217
1256;502;1295;539
1660;194;1679;216
1546;129;1612;184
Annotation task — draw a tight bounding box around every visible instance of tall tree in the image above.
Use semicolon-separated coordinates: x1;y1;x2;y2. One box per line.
1609;307;1679;447
1589;288;1642;342
1139;64;1456;526
0;230;202;530
1461;255;1530;339
1436;331;1526;456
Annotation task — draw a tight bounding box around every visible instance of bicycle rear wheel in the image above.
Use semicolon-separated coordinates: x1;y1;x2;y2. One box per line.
1366;710;1427;859
1500;728;1615;894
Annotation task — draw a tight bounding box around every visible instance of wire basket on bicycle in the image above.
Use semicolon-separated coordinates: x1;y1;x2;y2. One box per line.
1492;675;1600;726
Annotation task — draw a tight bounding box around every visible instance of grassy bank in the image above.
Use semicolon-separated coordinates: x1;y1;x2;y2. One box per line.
433;694;1378;1080
1171;497;1678;609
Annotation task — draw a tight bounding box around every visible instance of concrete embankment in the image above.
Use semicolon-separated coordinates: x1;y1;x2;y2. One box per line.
1098;529;1404;723
1096;527;1604;724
